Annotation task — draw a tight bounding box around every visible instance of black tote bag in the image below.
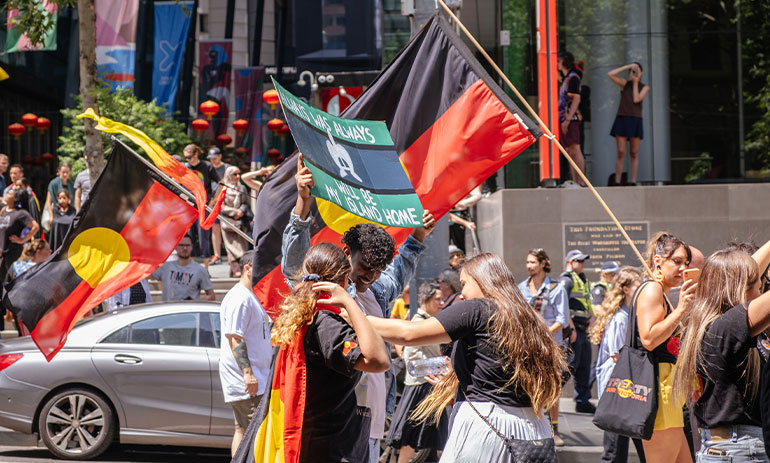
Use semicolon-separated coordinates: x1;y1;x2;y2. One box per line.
593;282;659;440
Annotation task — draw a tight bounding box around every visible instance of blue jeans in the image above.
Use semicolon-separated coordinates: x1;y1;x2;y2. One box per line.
369;438;380;463
698;425;769;462
195;220;212;258
569;328;592;404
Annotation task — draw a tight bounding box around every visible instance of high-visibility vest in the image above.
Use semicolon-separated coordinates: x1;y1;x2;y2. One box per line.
563;271;593;316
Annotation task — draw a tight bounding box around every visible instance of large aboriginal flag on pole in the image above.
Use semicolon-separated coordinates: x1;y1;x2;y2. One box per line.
3;141;198;360
251;12;540;317
237;11;541;463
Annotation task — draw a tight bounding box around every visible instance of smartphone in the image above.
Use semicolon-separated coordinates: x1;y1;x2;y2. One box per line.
682;268;701;282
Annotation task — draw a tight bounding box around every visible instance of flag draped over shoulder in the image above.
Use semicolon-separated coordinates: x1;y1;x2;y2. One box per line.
3;142;198;360
241;11;541;463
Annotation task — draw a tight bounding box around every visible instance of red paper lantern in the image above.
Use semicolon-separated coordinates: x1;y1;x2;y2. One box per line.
234;147;248;156
275;156;284;164
21;156;34;164
191;118;209;135
232;119;249;136
263;89;280;107
267;118;284;133
279;123;291;136
215;134;232;146
267;148;281;158
35;117;51;132
199;100;220;120
41;153;55;162
8;123;25;139
20;113;38;127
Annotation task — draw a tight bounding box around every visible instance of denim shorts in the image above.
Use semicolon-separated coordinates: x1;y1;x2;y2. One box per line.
698;425;769;462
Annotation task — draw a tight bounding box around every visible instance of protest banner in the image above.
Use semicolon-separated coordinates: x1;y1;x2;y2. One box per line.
273;78;424;229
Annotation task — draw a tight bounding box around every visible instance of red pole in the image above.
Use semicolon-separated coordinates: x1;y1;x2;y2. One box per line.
537;0;559;186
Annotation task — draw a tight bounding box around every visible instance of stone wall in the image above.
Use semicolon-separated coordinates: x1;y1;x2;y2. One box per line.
476;185;770;283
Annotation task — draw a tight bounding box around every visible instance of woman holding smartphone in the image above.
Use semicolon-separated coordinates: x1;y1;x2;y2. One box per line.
608;62;650;186
634;232;696;463
674;239;770;462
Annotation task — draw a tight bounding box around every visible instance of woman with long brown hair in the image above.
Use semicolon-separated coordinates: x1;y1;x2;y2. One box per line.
366;253;565;462
271;242;390;462
634;232;696;462
673;242;770;462
589;266;645;462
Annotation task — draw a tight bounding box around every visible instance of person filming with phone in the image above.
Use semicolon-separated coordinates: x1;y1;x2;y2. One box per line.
608;62;650;186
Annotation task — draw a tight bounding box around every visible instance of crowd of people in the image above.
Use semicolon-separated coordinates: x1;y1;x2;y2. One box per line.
214;152;770;463
1;132;768;463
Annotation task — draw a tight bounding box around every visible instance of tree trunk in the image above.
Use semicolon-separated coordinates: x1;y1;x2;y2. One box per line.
78;0;103;184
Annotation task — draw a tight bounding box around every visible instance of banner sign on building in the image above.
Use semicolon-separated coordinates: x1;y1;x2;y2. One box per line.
274;79;424;228
152;1;193;112
234;67;266;162
199;40;233;142
5;1;58;53
321;87;364;116
95;0;140;91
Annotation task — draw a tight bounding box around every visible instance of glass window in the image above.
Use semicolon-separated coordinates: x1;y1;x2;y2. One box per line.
101;326;129;344
129;313;199;346
211;313;221;348
322;0;346;50
199;312;218;348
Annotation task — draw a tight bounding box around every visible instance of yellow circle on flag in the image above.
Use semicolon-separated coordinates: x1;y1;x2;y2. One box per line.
316;197;380;234
67;227;131;288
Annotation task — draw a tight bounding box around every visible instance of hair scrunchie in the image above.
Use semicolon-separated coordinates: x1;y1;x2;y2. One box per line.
302;273;321;282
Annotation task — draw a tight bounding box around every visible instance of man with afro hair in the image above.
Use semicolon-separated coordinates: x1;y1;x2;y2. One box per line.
282;154;436;463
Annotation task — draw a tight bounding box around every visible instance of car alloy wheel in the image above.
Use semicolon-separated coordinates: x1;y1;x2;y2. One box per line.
39;388;115;460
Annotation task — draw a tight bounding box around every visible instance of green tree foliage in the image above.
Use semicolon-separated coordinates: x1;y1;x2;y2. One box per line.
4;0;76;46
58;84;192;174
742;0;770;171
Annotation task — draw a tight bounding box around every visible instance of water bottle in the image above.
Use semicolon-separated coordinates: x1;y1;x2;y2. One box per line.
407;356;450;378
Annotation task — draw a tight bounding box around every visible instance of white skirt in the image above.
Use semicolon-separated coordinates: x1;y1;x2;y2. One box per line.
440;401;553;463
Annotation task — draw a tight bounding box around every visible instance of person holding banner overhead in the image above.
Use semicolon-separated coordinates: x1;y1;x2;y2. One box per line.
283;154;436;463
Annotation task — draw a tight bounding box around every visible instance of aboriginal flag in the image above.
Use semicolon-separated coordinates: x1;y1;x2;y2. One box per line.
239;12;541;463
3;142;198;360
251;12;540;316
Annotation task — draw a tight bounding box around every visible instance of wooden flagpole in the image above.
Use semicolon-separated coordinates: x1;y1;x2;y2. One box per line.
435;0;652;276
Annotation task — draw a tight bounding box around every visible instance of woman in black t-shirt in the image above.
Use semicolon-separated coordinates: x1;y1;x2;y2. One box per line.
635;232;695;463
270;243;390;463
367;253;565;462
0;188;39;282
674;245;770;462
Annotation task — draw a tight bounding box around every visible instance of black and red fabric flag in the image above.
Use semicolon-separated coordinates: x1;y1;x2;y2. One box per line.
3;141;198;360
251;12;541;317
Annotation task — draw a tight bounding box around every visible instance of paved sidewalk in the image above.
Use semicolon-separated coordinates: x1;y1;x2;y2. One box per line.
556;398;642;463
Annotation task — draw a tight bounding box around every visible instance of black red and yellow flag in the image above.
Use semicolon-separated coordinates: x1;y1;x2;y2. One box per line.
240;12;541;462
251;12;541;317
3;141;198;360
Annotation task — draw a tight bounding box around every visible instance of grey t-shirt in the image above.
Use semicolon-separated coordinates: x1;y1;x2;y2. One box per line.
151;260;213;301
73;170;92;205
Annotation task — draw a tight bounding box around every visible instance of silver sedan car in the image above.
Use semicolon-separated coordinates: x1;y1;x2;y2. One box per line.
0;302;237;460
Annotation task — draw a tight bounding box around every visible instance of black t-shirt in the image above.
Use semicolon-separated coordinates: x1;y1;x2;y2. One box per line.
0;208;33;259
300;310;370;463
694;304;761;428
434;298;532;407
188;161;220;200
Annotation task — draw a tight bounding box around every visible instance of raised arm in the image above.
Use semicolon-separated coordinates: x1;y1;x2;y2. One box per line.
752;237;770;275
607;64;631;88
314;282;390;372
281;154;315;284
631;68;650;103
636;280;695;350
366;316;451;346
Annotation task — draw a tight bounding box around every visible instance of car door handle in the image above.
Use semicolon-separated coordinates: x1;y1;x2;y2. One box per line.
114;354;142;365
